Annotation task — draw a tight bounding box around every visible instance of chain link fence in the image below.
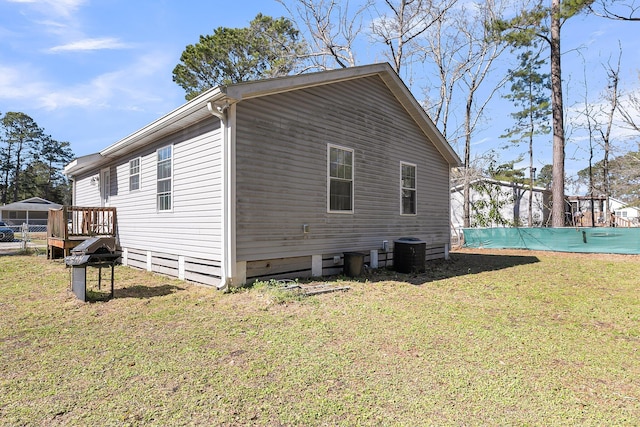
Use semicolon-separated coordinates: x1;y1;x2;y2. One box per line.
0;223;47;254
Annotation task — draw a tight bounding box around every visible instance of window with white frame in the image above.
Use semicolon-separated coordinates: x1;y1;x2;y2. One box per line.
129;157;140;191
157;146;172;211
328;145;354;212
401;162;417;215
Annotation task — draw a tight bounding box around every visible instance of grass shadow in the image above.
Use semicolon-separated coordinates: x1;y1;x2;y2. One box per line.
114;284;185;299
348;252;541;286
83;285;184;302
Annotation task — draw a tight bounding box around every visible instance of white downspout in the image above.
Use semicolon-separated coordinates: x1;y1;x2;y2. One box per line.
207;100;236;290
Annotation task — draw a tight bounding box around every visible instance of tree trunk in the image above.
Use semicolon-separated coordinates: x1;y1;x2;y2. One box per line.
528;78;534;227
529;140;534;226
12;143;22;203
463;90;473;228
550;0;565;227
1;144;11;205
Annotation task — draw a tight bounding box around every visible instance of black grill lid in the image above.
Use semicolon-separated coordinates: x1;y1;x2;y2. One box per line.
72;236;117;254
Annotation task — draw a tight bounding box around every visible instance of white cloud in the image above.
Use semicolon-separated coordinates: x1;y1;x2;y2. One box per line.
36;19;73;37
6;0;85;18
0;50;168;111
0;64;48;101
49;37;130;53
6;0;88;43
3;51;177;112
472;137;491;146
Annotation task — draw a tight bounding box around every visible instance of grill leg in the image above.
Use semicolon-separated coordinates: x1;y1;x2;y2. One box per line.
110;263;115;299
71;266;87;302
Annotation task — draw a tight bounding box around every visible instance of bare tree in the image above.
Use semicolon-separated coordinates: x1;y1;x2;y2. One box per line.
280;0;458;75
575;58;600;226
369;0;458;74
422;0;509;227
599;48;622;214
277;0;373;70
617;72;640;134
420;12;466;138
588;0;640;20
573;45;623;225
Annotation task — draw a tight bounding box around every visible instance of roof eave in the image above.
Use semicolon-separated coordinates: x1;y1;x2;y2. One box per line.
376;69;462;167
224;63;391;100
224;63;461;167
100;87;227;158
65;62;462;175
63;153;104;177
64;87;228;177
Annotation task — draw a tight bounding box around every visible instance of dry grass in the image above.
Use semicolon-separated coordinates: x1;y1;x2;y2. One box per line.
1;249;639;426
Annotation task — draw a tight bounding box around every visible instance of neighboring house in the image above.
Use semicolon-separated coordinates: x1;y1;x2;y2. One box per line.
451;179;551;229
613;200;640;226
64;63;461;288
0;197;62;227
568;195;640;227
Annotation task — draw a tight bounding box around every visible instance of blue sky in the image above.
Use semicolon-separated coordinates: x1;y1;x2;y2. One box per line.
1;0;638;184
0;0;286;156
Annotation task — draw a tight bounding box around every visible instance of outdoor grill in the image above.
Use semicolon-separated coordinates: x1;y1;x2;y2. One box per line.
65;236;121;301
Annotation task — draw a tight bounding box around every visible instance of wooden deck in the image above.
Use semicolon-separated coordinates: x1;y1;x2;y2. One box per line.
47;206;117;258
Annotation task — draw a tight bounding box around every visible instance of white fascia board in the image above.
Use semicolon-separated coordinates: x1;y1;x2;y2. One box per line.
223;63;391;101
63;153;104;177
63;158;79;175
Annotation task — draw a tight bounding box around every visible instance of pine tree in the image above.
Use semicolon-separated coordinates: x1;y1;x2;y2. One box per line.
0;112;74;204
494;0;593;226
172;14;306;100
501;46;551;226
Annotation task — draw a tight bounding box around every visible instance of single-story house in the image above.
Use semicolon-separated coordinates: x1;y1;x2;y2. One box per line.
612;201;640;226
64;63;461;288
568;195;640;227
0;197;62;227
451;178;552;229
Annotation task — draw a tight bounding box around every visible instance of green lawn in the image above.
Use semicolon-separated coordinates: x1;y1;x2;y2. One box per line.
1;250;638;426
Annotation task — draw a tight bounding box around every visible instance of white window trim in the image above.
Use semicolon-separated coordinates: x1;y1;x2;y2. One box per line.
129;157;141;192
400;161;417;216
156;145;173;212
327;144;355;214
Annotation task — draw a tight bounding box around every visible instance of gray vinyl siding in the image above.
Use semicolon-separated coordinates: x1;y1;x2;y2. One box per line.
74;119;224;261
234;75;451;262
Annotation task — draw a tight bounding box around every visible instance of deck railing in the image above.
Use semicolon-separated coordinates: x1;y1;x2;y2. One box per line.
614;216;636;228
48;206;117;239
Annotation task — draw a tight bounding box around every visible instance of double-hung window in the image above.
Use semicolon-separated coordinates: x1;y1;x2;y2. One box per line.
129;157;140;191
157;146;172;211
401;162;417;215
328;145;354;213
